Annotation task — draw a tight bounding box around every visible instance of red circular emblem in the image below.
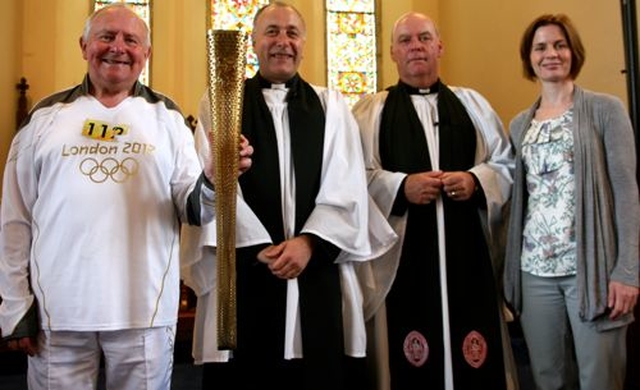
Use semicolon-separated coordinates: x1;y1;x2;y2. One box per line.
462;330;487;368
403;330;429;367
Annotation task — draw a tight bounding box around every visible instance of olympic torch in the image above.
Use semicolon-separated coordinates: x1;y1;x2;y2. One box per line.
206;29;247;350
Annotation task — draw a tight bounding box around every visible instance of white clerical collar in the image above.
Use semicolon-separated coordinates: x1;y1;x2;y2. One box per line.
270;83;288;91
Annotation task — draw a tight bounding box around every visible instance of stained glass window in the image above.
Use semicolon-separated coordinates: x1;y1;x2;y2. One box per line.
210;0;270;78
326;0;377;107
93;0;151;85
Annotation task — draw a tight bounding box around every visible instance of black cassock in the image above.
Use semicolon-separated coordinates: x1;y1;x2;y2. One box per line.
226;73;350;390
379;80;507;390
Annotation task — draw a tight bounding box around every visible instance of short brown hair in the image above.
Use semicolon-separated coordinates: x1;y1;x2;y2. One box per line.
519;14;585;81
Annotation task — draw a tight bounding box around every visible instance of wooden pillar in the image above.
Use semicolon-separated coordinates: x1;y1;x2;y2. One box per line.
15;77;29;130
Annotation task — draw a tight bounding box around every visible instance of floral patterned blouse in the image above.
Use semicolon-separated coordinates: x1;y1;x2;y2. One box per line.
520;109;577;277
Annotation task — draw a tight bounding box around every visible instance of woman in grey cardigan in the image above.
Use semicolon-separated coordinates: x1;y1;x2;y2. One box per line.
504;14;639;390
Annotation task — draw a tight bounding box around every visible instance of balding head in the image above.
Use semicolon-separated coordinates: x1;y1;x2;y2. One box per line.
391;12;439;43
390;12;443;88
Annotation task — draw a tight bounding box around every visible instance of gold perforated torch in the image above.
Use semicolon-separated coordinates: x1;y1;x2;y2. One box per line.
206;29;247;350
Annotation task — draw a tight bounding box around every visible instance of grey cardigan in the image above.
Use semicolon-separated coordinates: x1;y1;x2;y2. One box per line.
504;86;639;329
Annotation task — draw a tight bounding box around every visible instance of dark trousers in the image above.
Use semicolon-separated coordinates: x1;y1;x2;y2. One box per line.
625;303;640;390
201;356;369;390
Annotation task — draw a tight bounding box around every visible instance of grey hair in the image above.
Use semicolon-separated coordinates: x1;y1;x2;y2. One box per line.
252;1;306;36
81;3;151;47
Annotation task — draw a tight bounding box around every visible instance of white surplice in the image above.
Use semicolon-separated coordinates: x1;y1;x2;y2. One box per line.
180;84;397;364
352;86;517;390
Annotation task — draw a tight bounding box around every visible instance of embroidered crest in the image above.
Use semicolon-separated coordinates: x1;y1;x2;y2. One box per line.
462;330;487;368
403;330;429;367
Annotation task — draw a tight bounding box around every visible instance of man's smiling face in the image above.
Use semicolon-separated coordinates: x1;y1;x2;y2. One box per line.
252;5;306;84
81;6;150;94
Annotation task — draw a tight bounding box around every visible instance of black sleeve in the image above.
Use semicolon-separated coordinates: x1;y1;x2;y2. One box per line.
469;172;487;209
390;177;409;216
303;233;341;264
3;301;38;341
185;172;212;226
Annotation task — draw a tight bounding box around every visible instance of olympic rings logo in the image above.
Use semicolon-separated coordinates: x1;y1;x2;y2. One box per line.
79;157;139;183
